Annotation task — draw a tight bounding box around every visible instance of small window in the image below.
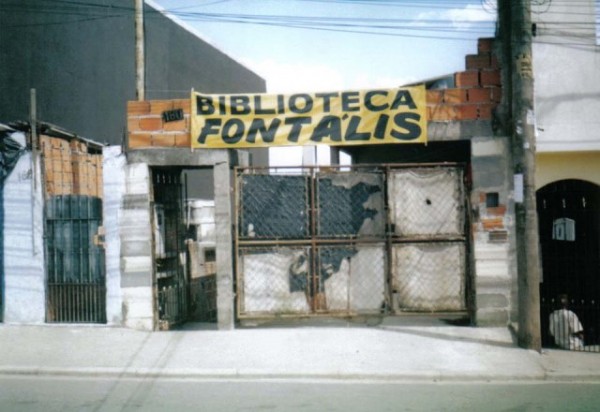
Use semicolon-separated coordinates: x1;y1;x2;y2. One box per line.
486;192;500;208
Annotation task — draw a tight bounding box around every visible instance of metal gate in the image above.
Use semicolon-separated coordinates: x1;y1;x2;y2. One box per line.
46;195;106;323
538;179;600;352
152;169;187;326
235;164;470;319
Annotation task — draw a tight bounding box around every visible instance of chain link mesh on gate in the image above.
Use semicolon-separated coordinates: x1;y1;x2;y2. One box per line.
239;174;310;239
235;165;469;319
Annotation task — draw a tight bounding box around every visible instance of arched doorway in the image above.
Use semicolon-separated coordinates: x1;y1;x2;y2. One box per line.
537;179;600;349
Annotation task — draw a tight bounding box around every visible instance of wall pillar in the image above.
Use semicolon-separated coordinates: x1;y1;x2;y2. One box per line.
214;159;235;330
470;136;517;326
103;146;126;325
120;162;154;330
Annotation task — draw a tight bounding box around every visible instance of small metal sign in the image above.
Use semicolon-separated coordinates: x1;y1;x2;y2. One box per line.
162;108;184;123
552;217;575;242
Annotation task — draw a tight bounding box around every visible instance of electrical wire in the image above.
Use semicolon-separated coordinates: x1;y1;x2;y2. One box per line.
0;0;598;48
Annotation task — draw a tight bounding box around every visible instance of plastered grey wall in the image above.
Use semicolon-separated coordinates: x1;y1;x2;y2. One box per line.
470;136;517;325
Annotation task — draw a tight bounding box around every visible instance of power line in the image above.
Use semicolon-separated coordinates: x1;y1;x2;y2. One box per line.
1;0;597;48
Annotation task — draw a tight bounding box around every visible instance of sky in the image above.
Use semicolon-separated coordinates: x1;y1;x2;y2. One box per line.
153;0;497;165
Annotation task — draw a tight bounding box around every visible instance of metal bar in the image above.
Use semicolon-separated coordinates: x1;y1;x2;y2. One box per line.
234;169;243;319
235;162;467;174
309;171;318;312
237;236;466;247
384;165;394;313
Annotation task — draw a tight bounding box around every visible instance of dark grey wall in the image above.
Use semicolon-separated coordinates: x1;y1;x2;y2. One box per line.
0;0;267;164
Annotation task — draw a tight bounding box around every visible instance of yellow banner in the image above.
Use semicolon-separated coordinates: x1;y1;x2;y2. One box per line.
190;86;427;149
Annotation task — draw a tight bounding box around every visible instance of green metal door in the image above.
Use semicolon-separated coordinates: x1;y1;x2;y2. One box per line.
46;195;106;323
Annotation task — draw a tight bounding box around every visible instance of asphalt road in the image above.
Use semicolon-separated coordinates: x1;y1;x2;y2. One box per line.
1;376;600;412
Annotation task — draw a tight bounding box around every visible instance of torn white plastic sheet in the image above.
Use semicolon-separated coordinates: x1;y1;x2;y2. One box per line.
240;248;311;314
324;245;386;312
388;168;464;236
392;243;466;311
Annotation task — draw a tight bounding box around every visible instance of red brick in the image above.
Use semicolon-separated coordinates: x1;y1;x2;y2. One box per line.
152;133;175;147
466;53;491;70
127;117;140;133
428;105;458;121
443;89;468;104
481;217;504;231
490;87;503;104
456;105;479;120
139;116;163;131
426;90;444;105
487;205;507;216
175;133;191;147
163;117;189;132
467;88;492;103
480;70;501;86
172;99;192;114
127;101;151;116
478;38;494;54
478;104;495;120
455;71;480;88
490;54;500;69
149;100;175;115
128;133;152;148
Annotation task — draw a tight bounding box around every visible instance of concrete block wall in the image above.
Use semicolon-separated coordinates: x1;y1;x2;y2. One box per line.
119;162;155;330
470;136;516;325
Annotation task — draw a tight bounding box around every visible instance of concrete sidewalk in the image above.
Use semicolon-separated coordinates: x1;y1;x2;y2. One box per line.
1;319;600;382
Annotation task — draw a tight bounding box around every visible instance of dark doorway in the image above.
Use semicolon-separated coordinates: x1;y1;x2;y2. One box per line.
152;167;217;328
152;168;186;328
537;179;600;350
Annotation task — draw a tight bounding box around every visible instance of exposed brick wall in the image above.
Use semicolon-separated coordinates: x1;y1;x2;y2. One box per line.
426;38;501;122
41;136;103;198
127;99;191;148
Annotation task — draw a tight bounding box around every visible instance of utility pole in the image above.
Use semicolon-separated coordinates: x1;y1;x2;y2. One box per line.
135;0;145;101
30;89;38;253
508;0;542;351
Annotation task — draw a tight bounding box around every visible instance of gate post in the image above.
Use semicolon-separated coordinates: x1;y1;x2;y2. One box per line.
214;155;234;330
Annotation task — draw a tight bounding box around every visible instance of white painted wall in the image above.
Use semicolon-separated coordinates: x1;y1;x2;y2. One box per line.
533;0;600;152
2;137;46;323
103;146;126;325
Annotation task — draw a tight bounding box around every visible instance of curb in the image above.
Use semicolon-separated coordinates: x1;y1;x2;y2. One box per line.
3;366;592;383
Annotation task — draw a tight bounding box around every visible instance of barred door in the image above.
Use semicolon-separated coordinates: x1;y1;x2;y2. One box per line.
152;169;186;326
235;164;469;319
46;195;106;323
538;180;600;352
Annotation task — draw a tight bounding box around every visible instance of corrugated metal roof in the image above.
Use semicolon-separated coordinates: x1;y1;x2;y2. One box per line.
5;121;105;152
